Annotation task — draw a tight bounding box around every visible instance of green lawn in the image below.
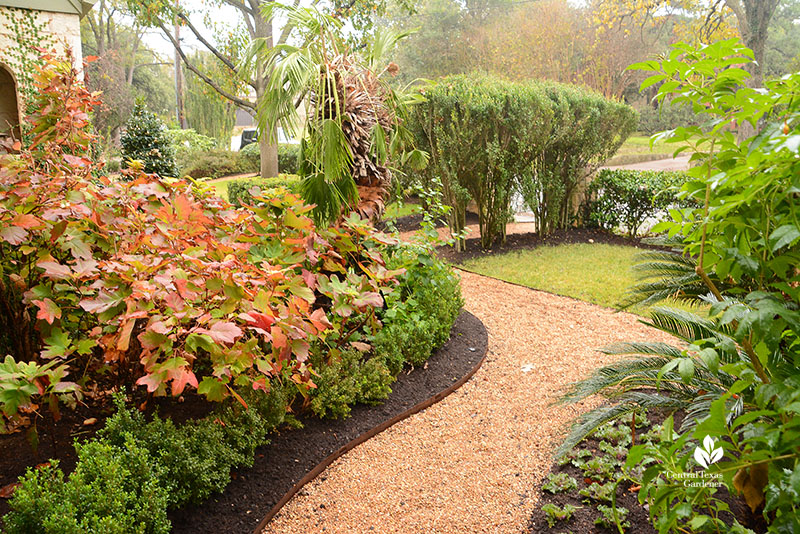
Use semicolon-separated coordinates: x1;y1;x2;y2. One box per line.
615;134;670;157
383;201;422;219
460;242;699;314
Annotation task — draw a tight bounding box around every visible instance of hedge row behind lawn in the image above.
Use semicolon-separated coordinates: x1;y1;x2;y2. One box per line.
3;243;462;533
178;144;300;180
409;74;638;249
583;169;690;238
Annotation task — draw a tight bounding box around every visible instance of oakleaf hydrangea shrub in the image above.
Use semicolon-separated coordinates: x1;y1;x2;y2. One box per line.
1;55;465;532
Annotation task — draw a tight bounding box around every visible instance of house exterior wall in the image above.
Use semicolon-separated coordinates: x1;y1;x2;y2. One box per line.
0;7;83;130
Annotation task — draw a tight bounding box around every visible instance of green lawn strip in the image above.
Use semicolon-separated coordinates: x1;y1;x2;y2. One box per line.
459;242;701;316
383;201;422;220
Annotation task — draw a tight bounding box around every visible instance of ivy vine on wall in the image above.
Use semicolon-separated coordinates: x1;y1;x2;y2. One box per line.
0;7;55;113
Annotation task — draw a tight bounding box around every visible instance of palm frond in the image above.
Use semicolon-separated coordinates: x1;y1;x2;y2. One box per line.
643;306;731;343
557;392;686;456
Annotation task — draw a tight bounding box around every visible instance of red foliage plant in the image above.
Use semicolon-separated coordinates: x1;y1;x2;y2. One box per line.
0;55;403;433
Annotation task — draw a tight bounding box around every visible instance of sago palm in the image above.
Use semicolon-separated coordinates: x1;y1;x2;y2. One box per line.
241;3;426;223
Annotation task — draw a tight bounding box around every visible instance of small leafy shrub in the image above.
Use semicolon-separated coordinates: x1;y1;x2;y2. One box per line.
4;440;170;534
165;128;217;175
373;244;463;373
180;149;252;179
541;503;579;528
542;472;578;494
309;349;393;419
97;390;286;507
579;482;616;502
227;174;302;207
121;101;177;177
585;169;688;237
595;504;630;530
278;143;300;174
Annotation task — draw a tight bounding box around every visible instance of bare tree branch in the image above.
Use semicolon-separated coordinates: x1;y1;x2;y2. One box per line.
176;11;255;90
156;20;255;110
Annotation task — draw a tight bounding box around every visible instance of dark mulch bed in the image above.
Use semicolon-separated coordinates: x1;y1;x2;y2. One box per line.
168;310;486;534
385;211;668;264
437;227;669;264
527;409;766;534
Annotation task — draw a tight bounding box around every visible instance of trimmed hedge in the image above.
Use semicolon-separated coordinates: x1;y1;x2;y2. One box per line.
409;75;637;248
3;244;462;531
584;169;689;237
180;149;260;179
227;174;302;207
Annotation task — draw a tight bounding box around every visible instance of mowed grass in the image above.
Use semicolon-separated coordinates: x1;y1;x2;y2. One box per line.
460;242;699;315
383;201;422;219
615;134;670;157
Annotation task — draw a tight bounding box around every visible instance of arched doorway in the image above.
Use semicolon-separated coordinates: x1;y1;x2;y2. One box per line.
0;64;21;142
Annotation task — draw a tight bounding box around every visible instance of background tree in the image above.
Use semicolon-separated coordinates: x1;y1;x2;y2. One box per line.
82;0;174;146
126;0;414;180
183;51;237;144
590;0;782;87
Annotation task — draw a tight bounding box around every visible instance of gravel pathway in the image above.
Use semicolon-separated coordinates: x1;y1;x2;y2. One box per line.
262;270;671;534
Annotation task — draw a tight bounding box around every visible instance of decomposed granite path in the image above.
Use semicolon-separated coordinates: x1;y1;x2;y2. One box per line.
261;270;673;534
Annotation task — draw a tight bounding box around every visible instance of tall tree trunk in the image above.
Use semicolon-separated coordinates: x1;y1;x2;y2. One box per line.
254;12;279;178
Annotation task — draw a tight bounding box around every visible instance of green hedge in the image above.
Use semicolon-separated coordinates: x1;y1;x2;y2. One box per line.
409;75;637;248
240;143;301;175
584;169;689;237
227;174;302;207
180;149;260;179
2;245;462;531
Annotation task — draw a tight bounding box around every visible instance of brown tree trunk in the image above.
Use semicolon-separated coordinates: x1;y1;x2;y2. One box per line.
254;11;279;178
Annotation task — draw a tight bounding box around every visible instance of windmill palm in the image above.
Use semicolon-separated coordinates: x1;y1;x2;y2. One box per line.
241;3;425;224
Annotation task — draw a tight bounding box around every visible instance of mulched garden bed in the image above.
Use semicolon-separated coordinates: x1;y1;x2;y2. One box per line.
0;310;487;532
168;310;486;534
436;227;668;264
387;211;669;264
527;409;766;534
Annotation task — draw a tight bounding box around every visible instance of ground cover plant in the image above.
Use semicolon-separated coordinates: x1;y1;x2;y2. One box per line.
557;39;800;533
0;55;463;532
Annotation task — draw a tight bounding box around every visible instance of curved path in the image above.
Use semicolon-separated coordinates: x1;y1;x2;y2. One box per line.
262;271;672;534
